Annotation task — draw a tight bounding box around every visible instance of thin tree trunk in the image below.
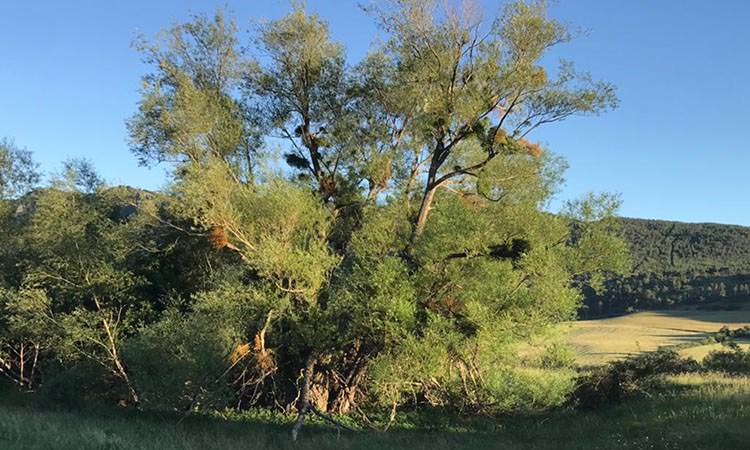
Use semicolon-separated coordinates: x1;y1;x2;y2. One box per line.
0;357;23;387
410;146;444;244
93;296;139;405
291;354;316;441
383;401;398;431
28;344;39;390
412;184;437;239
19;343;25;387
112;356;140;405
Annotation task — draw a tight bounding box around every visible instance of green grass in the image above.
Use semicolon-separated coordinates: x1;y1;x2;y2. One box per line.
3;373;750;450
567;310;750;365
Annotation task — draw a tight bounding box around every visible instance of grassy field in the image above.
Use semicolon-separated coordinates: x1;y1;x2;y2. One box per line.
567;310;750;365
2;373;750;450
679;341;750;360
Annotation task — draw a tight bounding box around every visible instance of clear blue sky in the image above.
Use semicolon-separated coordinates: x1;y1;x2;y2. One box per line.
2;1;748;225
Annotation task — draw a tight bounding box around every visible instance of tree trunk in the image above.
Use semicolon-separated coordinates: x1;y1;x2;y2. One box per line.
291;354;316;441
19;343;25;387
329;363;367;414
410;147;443;244
412;184;437;239
29;344;39;390
113;357;140;406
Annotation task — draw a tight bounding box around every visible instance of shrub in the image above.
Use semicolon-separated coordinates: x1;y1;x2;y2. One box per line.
571;349;699;408
713;326;750;343
123;309;238;411
39;360;126;407
703;345;750;375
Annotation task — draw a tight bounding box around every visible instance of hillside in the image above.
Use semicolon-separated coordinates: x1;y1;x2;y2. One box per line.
582;218;750;317
621;218;750;272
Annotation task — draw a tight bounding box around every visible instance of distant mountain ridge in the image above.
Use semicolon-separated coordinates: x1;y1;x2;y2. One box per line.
582;217;750;318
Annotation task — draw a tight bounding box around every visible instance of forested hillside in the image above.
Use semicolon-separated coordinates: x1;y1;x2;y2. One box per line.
581;218;750;317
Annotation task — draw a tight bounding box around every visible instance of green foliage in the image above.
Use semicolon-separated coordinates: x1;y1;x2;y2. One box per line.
563;193;630;291
174;164;338;301
572;349;699;408
0;1;628;422
17;177;150;402
55;158;104;193
0;137;39;200
124;309;235;411
712;325;750;343
128;10;258;181
703;345;750;375
0;288;51;389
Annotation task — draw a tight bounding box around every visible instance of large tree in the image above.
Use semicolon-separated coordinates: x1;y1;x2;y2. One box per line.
365;0;617;242
126;0;627;434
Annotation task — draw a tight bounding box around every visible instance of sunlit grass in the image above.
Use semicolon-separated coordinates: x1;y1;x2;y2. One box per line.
679;342;750;361
567;310;750;365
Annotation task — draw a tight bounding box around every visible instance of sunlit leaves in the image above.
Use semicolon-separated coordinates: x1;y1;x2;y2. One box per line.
0;138;39;200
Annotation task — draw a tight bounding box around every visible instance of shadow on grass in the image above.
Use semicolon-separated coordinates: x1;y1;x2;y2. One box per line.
4;375;750;450
645;309;750;324
0;381;577;448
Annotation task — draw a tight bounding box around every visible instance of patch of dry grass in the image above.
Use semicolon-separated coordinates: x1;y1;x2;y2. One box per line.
567;310;750;365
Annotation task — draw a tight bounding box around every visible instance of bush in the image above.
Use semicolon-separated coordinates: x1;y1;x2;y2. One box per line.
123;309;238;411
703;345;750;375
571;349;699;408
39;360;127;407
713;326;750;343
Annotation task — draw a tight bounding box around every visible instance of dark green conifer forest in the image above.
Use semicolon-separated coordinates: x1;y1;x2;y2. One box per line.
582;218;750;317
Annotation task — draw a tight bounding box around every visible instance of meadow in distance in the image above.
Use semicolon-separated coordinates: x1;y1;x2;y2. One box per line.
2;1;750;449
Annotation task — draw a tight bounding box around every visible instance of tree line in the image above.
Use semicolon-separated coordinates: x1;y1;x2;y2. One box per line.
0;1;627;430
